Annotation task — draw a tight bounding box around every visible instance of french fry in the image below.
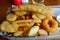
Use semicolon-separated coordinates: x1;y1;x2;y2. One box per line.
17;23;30;27
36;14;46;20
32;13;46;20
29;22;35;27
14;19;41;23
14;31;23;36
13;22;34;27
35;23;41;26
32;15;39;20
15;20;32;23
18;22;35;27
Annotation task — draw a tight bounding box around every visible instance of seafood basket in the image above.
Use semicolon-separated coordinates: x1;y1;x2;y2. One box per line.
0;5;60;40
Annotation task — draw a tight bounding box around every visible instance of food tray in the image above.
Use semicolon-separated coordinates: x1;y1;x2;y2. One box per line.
0;6;60;40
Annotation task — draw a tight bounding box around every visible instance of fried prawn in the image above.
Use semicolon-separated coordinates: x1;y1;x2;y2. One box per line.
42;18;58;32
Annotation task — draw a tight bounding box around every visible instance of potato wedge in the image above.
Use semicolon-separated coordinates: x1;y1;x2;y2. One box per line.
28;26;39;36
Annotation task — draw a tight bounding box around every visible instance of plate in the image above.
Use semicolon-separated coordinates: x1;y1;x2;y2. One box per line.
1;6;60;40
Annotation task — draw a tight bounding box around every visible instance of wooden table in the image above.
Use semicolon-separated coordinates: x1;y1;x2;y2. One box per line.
44;0;58;5
0;0;60;40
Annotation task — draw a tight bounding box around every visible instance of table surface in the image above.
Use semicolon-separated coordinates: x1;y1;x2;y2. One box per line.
0;0;60;40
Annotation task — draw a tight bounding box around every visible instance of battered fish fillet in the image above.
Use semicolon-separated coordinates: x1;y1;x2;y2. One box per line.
12;5;54;16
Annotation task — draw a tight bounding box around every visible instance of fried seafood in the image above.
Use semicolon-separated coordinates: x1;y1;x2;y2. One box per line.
0;4;58;36
6;14;17;21
42;18;58;32
49;28;60;35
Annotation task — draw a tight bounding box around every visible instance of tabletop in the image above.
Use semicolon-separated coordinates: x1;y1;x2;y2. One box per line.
0;0;60;40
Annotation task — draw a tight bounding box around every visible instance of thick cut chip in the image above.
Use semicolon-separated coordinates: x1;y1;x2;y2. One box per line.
32;15;39;20
14;19;41;23
17;22;30;27
32;13;46;20
28;26;39;36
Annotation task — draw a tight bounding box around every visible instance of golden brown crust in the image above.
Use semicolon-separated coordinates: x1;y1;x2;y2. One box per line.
0;4;58;36
42;18;58;32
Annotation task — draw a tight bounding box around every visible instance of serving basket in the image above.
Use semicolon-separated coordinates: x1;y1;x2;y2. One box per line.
0;5;60;40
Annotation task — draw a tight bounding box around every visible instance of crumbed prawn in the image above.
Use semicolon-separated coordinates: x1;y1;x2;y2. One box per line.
42;18;58;32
